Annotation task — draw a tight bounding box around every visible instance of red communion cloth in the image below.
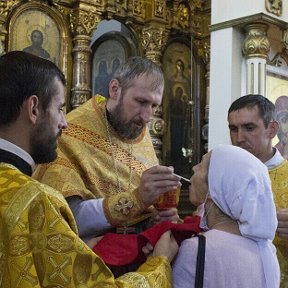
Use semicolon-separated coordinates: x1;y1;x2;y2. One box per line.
93;216;201;266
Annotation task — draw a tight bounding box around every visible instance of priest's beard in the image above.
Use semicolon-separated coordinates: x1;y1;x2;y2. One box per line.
108;97;145;140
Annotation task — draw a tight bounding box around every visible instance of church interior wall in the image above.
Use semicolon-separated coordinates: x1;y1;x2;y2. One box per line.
0;0;287;217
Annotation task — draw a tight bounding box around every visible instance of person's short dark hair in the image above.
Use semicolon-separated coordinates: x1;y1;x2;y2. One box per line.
0;51;65;127
113;56;164;96
228;94;276;128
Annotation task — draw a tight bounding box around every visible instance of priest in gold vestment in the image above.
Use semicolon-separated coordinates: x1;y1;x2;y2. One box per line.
0;164;175;288
34;57;181;243
228;94;288;287
0;51;178;287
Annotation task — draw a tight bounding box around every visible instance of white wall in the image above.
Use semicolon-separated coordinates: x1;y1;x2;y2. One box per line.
208;0;288;150
212;0;288;25
208;27;244;150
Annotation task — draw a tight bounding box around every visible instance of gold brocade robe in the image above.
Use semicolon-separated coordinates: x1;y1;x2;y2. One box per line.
269;160;288;287
0;163;172;287
34;95;158;227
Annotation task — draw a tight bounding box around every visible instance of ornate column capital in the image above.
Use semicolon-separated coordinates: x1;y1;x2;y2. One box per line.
70;9;102;37
242;23;271;59
242;23;270;95
141;26;169;64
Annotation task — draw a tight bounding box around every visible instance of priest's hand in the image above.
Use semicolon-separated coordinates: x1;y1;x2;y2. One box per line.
277;209;288;240
138;165;181;207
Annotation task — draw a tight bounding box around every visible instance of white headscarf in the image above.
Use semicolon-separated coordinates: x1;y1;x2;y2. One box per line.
208;144;280;288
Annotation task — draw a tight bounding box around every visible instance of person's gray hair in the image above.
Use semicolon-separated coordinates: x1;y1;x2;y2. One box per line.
113;56;164;96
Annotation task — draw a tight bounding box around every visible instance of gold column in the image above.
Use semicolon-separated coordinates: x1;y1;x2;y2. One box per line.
141;26;169;161
195;38;210;152
70;8;101;109
0;1;14;55
71;34;92;108
242;23;271;96
139;0;169;162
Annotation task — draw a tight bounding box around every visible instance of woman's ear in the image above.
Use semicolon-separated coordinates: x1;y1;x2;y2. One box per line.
26;95;40;124
108;79;121;100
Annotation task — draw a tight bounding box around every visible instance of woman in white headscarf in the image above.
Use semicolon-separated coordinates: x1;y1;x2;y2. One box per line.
173;144;280;288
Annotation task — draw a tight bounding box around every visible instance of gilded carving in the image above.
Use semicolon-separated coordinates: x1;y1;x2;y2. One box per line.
150;118;165;135
194;38;210;64
141;26;169;63
265;0;282;16
176;2;190;29
0;0;19;19
269;29;288;67
192;0;204;10
71;22;93;108
111;0;128;16
154;0;164;18
242;23;270;59
0;0;19;54
75;10;101;36
70;90;91;108
132;0;144;17
192;14;205;36
53;3;73;33
149;105;164;160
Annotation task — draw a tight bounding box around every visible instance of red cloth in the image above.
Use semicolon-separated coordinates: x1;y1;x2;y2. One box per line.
93;216;201;266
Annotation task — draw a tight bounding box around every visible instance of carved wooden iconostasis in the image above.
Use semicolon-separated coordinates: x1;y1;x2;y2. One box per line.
0;0;211;217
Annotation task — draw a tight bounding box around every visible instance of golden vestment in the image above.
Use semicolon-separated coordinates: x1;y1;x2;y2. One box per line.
34;95;158;227
0;163;172;287
269;160;288;287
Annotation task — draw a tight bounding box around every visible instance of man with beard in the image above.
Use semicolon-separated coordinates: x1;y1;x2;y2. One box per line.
0;51;179;287
227;94;288;287
34;56;181;245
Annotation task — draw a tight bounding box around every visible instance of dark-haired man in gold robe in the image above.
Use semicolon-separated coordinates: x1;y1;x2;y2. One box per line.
0;51;178;287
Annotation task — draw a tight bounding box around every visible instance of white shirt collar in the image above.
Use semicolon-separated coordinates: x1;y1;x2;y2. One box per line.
265;147;284;169
0;138;36;170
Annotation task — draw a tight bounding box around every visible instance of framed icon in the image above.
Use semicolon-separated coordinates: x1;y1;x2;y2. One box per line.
91;33;131;97
9;8;60;65
267;65;288;158
6;2;72;110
